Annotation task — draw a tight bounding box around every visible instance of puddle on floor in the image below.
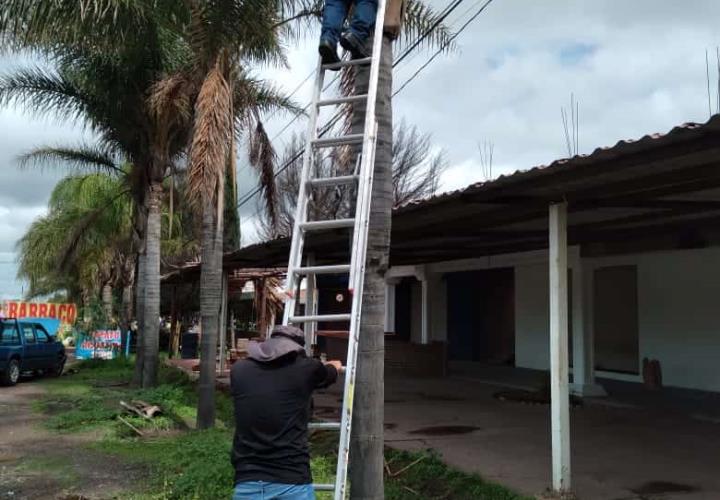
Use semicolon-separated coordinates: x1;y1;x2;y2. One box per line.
630;481;699;495
408;425;480;436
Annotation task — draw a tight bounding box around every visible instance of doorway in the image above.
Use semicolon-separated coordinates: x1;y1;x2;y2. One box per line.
447;268;515;363
594;265;639;374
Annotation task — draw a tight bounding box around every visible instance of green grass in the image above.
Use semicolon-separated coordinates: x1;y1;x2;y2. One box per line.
16;456;79;490
36;358;530;500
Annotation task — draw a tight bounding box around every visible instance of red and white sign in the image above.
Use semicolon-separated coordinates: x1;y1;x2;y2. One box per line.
2;301;78;325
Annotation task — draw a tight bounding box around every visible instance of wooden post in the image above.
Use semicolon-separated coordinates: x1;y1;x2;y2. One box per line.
219;272;228;373
230;310;236;350
549;202;571;492
169;286;179;358
305;254;318;354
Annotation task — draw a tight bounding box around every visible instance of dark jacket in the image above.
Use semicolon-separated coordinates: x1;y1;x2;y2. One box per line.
230;352;338;484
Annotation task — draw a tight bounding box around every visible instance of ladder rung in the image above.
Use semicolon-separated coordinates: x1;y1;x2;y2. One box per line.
300;218;355;231
290;314;351;323
322;57;372;70
308;422;341;431
312;134;363;148
295;264;350;275
308;175;358;188
313;483;336;491
317;94;368;107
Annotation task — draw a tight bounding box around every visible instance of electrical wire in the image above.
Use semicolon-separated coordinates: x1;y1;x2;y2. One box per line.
393;0;494;97
237;0;495;211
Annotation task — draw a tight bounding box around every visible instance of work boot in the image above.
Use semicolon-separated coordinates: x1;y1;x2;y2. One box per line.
340;31;370;59
318;40;341;69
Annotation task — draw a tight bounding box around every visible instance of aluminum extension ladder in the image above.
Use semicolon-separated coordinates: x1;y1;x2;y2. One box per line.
280;1;387;497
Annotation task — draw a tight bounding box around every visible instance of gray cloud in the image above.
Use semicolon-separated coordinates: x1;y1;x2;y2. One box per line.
4;0;720;254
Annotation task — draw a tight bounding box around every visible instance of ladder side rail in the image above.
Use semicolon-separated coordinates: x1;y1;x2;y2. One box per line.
333;127;376;500
283;60;325;325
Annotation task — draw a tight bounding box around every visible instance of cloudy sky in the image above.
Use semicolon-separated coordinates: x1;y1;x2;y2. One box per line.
2;0;720;298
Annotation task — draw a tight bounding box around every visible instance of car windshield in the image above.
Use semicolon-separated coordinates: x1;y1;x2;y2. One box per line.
0;322;21;345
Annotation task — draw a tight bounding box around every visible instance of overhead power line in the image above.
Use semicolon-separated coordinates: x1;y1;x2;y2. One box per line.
238;0;494;211
393;0;495;97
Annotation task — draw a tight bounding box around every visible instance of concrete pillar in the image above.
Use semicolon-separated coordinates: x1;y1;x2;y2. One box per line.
384;279;399;333
420;279;430;344
549;202;571;493
571;258;606;397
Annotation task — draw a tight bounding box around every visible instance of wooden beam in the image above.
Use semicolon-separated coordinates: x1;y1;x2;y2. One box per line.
549;202;571;493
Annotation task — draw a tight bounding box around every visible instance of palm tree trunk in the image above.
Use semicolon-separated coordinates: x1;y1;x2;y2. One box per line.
197;196;224;429
142;181;163;388
133;251;146;384
349;35;393;500
169;286;180;358
102;282;113;324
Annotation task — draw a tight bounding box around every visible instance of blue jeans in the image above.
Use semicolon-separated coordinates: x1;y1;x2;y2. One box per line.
320;0;378;46
233;481;315;499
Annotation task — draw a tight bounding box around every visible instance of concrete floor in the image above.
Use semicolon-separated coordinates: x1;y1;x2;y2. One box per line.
314;371;720;500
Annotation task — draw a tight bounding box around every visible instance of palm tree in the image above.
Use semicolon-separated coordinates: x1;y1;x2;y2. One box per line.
0;2;194;387
16;173;134;311
150;0;302;430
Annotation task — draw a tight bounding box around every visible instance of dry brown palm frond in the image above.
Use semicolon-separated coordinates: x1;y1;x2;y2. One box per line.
148;72;194;125
248;117;278;227
339;65;358;132
187;63;233;207
253;276;284;336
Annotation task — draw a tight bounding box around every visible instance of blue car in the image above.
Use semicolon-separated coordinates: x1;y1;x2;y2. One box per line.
0;318;66;386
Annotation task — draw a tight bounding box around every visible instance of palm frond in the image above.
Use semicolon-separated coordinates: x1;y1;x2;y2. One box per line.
187;63;233;207
233;75;305;122
148;72;193;124
248;119;278;227
0;0;183;54
398;0;457;54
272;0;323;41
0;66;90;123
17;144;125;176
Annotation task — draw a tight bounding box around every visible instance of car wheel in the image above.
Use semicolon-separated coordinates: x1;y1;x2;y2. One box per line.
2;359;20;386
49;357;65;378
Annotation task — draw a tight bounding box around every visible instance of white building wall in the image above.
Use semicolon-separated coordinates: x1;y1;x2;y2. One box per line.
511;247;720;392
637;248;720;392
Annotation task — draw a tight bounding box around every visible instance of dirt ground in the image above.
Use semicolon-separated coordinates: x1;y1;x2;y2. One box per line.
0;379;145;500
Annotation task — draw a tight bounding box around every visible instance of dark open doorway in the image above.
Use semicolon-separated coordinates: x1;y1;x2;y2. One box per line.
447;268;515;364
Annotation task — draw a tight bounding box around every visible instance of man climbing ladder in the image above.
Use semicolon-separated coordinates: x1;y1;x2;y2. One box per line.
230;0;404;497
319;0;379;64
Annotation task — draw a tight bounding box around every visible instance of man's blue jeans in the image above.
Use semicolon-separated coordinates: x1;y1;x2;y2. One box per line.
233;481;315;499
320;0;378;46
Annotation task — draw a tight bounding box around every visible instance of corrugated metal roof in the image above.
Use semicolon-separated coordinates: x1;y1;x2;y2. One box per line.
394;116;720;214
165;114;720;277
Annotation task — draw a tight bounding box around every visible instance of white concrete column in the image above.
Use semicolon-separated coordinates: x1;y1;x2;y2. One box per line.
549;202;571;493
384;279;399;333
419;273;430;345
571;257;606;397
